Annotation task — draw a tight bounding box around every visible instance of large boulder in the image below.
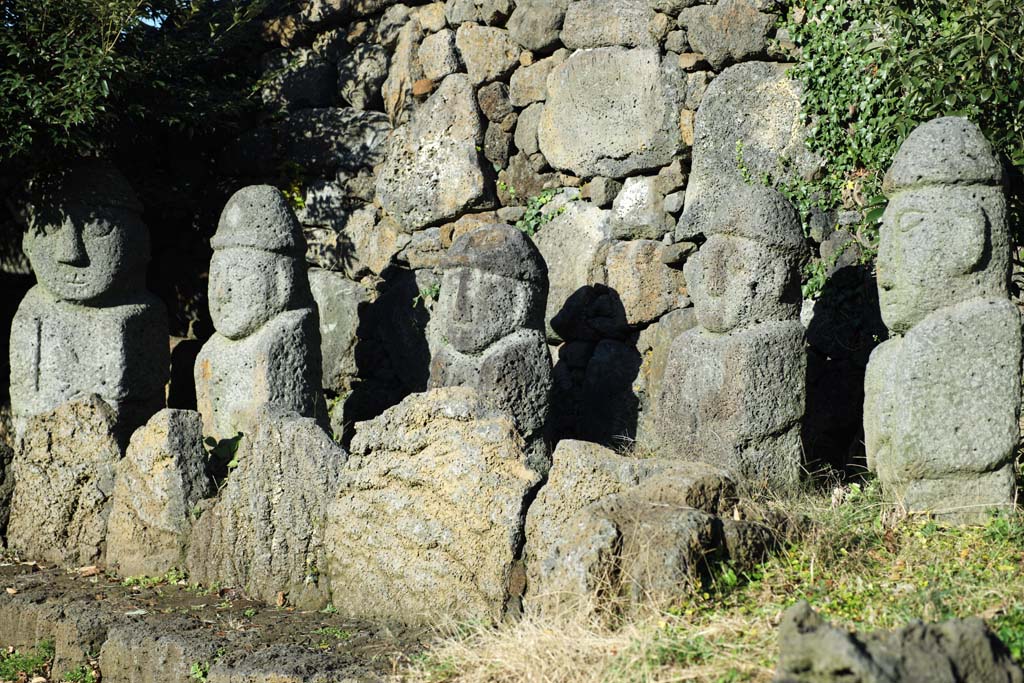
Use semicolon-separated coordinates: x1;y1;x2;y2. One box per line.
325;388;540;623
679;0;776;70
186;410;344;609
525;440;767;611
539;48;682;178
106;410;214;578
775;601;1024;683
7;396;122;566
678;61;819;242
377;74;489;231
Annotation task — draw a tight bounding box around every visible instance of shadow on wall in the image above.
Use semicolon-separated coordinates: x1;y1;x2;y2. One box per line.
548;284;642;450
338;267;432;447
802;263;886;477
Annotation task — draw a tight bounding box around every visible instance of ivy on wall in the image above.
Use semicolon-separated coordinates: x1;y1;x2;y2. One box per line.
782;0;1024;286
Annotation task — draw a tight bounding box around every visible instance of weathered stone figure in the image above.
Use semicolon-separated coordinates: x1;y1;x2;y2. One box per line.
429;224;553;474
864;117;1020;521
9;162;168;439
195;185;325;440
655;183;806;489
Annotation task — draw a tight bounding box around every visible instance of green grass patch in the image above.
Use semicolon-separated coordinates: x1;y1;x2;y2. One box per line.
0;640;54;680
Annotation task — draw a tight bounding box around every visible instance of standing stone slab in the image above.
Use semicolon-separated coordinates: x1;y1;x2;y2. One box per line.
325;388;539;624
106;409;214;578
7;396;121;566
428;225;553;474
187;409;344;609
539;48;681;178
9;162;169;441
195;186;326;442
376;74;488;231
308;268;374;395
865;117;1020;522
649;183;807;490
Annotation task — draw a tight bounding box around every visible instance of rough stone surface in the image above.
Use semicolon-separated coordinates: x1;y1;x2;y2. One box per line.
7;396;122;567
187;409;344;609
377;74;488;231
477;81;514;122
455;24;520;85
635;306;699;443
507;0;570;52
775;601;1024;683
680;0;775;70
610;176;674;240
561;0;661;49
525;440;739;608
595;239;687;327
514;103;544;156
445;0;514;25
655;321;805;488
195;186;325;441
428;225;553;472
326;388;539;623
532;200;611;341
418;28;460;82
864;118;1019;523
509;49;568;106
10;162;169;440
539;48;681;178
381;18;424;125
678;61;818;242
497;152;559;205
308;268;374;395
337;43;389;110
106;409;214;577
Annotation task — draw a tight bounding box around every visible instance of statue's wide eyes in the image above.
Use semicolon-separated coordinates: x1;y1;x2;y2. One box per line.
896;211;926;233
82;219;115;238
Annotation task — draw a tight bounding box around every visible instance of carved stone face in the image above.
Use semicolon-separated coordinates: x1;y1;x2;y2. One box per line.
23;203;148;303
209;247;298;340
877;185;1007;334
438;266;533;354
685;234;797;333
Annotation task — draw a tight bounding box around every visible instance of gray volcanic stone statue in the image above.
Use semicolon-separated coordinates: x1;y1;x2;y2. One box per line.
195;185;325;440
428;224;553;474
654;183;806;489
9;162;169;439
864;117;1020;522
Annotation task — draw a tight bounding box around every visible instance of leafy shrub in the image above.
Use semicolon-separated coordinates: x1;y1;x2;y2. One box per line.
783;0;1024;235
0;0;272;170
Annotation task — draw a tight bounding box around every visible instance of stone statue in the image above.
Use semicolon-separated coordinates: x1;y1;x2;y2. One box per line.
195;185;325;441
428;224;553;474
655;183;807;489
864;116;1020;522
9;162;169;440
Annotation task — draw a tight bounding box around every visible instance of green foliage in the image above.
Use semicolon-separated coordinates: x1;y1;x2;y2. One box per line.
122;568;189;588
783;0;1024;230
0;640;54;680
190;660;210;683
413;283;441;309
515;188;567;237
63;664;98;683
0;0;272;169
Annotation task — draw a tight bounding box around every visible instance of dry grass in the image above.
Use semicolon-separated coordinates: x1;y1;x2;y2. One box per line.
398;479;1024;683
